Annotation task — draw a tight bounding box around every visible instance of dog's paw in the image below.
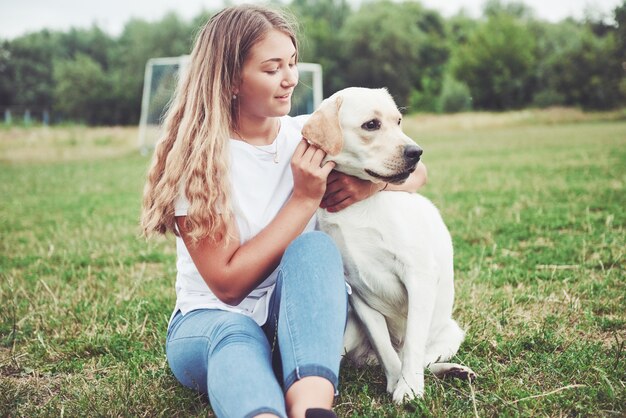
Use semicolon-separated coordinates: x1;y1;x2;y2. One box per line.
391;375;424;404
384;364;402;394
446;365;477;381
385;374;398;394
429;362;477;381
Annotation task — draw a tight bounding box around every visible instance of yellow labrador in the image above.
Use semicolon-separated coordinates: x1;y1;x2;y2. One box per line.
302;87;475;403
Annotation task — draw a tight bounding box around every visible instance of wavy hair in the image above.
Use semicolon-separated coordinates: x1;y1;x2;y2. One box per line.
141;4;298;244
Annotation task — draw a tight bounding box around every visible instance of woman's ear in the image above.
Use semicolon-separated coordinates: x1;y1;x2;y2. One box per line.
232;79;240;97
302;96;343;156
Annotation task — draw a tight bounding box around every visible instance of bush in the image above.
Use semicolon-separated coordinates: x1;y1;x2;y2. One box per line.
438;77;473;113
532;89;566;108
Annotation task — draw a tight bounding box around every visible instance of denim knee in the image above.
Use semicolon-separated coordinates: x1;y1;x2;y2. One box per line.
208;313;268;357
166;310;270;395
281;231;343;281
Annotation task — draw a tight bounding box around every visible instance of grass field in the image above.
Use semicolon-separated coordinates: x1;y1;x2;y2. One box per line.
1;110;625;417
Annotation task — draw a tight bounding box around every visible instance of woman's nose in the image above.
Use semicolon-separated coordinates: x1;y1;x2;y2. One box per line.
283;67;298;87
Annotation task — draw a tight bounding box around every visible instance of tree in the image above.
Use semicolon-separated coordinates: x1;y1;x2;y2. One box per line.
53;54;113;124
5;30;64;110
288;0;351;95
108;13;198;124
544;28;623;109
530;19;583;107
446;12;479;46
452;13;536;109
58;26;115;69
483;0;536;20
0;26;116;118
530;7;625;110
337;0;449;109
0;41;13;107
614;1;626;99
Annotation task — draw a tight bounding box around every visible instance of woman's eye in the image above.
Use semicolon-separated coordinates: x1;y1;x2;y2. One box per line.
362;119;381;131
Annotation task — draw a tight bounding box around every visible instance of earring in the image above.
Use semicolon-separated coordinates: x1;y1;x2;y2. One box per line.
232;94;237;100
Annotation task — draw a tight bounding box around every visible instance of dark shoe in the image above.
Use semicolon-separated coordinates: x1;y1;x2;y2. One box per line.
305;408;337;418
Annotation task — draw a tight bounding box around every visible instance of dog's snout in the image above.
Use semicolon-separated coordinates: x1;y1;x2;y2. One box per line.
404;145;423;163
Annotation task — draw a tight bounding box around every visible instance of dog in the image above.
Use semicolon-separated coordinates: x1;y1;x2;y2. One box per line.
302;87;475;403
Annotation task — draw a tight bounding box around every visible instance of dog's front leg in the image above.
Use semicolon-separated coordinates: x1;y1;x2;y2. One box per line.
350;293;402;393
392;271;437;403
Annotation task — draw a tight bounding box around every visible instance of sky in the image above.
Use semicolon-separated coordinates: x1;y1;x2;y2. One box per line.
0;0;622;40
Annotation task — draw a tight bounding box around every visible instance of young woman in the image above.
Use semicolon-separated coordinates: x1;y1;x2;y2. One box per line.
141;5;427;418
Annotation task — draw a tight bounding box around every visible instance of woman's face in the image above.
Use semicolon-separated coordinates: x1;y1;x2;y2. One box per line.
235;29;299;120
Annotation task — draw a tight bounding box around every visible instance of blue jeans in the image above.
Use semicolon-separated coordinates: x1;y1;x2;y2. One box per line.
166;232;347;418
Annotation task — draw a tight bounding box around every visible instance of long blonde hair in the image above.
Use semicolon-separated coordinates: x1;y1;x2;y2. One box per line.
141;4;298;244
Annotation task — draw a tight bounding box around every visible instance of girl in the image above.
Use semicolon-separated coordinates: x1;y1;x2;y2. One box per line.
141;5;426;418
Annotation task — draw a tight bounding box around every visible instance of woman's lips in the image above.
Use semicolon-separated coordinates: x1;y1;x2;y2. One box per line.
276;92;292;101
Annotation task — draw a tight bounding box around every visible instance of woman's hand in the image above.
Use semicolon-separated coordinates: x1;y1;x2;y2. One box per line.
291;139;335;205
320;171;383;212
320;161;428;212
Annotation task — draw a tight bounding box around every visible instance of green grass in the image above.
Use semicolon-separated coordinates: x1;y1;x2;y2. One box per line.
1;114;624;417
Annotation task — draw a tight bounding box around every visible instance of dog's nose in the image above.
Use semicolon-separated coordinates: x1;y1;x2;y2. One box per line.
404;145;423;163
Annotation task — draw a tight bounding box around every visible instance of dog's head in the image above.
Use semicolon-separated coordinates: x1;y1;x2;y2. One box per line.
302;87;422;185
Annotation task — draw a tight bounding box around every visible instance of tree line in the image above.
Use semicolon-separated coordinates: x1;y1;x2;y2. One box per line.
0;0;624;125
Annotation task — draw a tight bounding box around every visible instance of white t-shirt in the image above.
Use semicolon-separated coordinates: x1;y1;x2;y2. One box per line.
172;115;315;326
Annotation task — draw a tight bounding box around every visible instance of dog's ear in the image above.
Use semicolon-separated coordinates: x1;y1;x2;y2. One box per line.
302;96;343;156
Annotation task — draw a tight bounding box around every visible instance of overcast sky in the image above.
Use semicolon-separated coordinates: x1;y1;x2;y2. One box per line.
0;0;622;40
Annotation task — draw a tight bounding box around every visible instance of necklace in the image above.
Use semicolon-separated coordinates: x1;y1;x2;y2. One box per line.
233;120;280;164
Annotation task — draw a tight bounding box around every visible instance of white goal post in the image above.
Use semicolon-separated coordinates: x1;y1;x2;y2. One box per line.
138;55;323;154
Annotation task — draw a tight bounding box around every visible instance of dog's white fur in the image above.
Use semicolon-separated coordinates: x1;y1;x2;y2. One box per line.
302;87;474;403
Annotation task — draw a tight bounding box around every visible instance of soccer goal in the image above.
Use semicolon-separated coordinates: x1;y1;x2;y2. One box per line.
138;55;323;154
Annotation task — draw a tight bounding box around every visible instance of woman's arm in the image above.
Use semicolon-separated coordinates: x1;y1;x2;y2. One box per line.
320;161;427;212
177;140;335;306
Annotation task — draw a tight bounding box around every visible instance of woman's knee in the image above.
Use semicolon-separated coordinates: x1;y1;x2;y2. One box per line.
278;232;346;308
166;311;267;392
282;231;343;274
209;312;268;354
291;230;336;249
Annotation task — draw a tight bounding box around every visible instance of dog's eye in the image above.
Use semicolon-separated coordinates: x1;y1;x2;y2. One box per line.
362;119;381;131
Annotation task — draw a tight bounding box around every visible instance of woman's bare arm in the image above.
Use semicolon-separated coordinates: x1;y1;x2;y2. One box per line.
177;140;334;305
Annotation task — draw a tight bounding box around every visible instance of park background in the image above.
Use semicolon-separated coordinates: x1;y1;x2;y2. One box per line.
1;0;625;123
1;0;625;416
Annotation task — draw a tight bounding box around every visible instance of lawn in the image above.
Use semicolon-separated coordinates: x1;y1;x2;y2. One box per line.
1;110;624;417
